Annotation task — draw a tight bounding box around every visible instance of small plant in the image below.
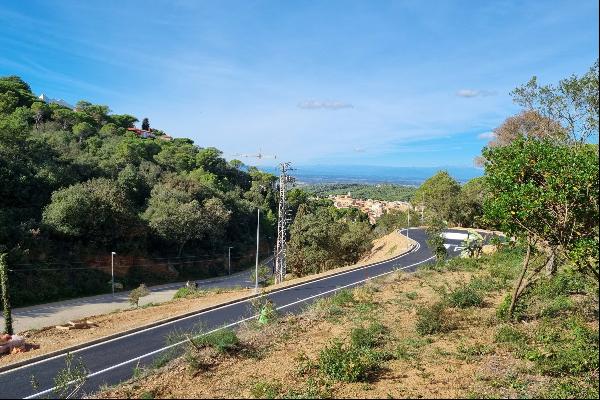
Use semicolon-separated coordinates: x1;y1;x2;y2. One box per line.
318;339;378;382
447;283;484;308
49;353;88;399
350;322;387;349
250;297;277;325
173;286;205;299
193;328;240;353
329;289;355;307
250;380;282;399
415;302;449;335
456;342;493;361
495;325;527;346
129;284;150;308
405;291;418;300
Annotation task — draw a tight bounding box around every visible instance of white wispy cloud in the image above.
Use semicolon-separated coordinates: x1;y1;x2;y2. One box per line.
457;89;497;98
297;100;354;110
477;131;495;139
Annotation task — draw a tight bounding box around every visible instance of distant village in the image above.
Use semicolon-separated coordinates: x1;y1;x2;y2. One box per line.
329;193;412;224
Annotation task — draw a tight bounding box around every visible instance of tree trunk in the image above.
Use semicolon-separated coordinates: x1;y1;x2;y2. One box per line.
509;241;532;317
0;254;13;335
544;248;556;276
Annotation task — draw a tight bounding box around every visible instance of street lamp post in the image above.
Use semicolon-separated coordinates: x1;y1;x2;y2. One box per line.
228;246;234;275
111;251;116;296
255;208;260;293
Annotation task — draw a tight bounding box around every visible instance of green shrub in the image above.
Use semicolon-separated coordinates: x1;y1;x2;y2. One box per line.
193;328;240;354
329;289;355;307
542;375;599;399
539;295;574;318
251;380;282;399
447;284;484;308
173;286;206;299
495;325;527;345
318;339;377;382
350;322;387;349
416;302;449;335
530;318;599;375
405;291;418;300
496;293;526;321
128;284;150;308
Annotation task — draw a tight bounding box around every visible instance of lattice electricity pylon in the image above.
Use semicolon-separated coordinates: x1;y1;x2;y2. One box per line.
274;162;295;283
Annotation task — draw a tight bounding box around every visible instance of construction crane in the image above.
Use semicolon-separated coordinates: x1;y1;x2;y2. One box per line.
232;148;277;160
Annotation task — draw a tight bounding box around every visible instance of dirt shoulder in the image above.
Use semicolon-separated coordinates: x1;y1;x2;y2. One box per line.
0;231;414;367
92;259;511;398
95;250;599;399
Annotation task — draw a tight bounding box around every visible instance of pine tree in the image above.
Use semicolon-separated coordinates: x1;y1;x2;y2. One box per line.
141;117;150;131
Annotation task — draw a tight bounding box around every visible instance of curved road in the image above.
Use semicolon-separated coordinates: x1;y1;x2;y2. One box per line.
0;228;471;398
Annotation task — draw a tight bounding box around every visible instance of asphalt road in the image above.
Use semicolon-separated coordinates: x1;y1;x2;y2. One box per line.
0;228;474;399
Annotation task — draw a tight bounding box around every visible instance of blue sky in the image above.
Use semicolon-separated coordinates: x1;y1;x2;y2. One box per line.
1;0;598;167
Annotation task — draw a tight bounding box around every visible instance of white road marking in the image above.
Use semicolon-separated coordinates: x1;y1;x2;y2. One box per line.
441;232;468;240
6;235;417;377
25;241;432;399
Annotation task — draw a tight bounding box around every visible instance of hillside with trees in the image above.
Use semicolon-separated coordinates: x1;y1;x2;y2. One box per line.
304;183;416;202
0;76;281;306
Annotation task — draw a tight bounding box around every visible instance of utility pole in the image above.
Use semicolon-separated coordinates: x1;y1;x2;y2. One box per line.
228;246;234;275
275;162;294;284
111;251;116;296
255;208;260;293
407;207;410;239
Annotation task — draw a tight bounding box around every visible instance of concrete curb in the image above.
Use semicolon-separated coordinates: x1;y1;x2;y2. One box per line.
0;237;417;373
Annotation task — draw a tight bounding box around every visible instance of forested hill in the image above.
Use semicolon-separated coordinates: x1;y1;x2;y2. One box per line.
0;76;279;265
303;183;416;201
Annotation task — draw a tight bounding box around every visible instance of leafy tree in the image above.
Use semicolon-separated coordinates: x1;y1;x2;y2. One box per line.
483;138;599;315
455;177;487;228
511;59;599;143
287;202;372;276
75;101;110;126
42;178;141;248
412;171;461;225
154;142;198;172
72;122;95;143
0;76;38;108
52;108;78;130
110;114;138;129
142;185;231;256
0;91;19;115
375;209;410;235
141;117;150;131
30;101;50;128
426;218;447;261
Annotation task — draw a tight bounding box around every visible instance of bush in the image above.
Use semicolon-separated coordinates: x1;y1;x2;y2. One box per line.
128;284;150;308
447;283;484;308
193;328;240;354
530;318;599;375
495;325;527;346
318;339;378;382
416;302;449;335
496;293;526;321
173;286;206;299
329;289;355;307
350;322;387;349
250;380;281;399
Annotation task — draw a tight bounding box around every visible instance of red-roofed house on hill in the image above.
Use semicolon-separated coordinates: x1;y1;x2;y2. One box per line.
126;127;173;141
